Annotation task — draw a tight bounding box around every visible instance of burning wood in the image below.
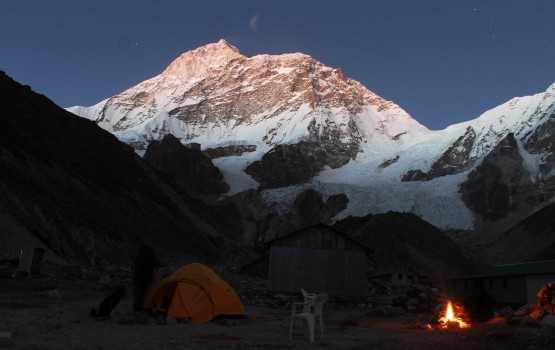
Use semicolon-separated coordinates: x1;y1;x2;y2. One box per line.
410;300;471;330
436;300;470;329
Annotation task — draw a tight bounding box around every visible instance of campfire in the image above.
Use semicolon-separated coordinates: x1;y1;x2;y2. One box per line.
437;300;470;329
410;300;471;330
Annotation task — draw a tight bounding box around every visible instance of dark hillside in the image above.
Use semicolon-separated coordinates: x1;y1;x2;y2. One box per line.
0;71;226;266
333;212;485;280
480;203;555;263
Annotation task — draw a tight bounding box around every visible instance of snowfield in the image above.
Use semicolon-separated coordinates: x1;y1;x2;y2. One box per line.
213;149;476;230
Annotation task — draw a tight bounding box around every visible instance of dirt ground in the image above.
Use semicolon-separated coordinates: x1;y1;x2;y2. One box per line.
1;266;554;350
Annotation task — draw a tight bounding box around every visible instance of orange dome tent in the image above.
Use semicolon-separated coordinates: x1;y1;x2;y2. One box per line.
144;263;244;323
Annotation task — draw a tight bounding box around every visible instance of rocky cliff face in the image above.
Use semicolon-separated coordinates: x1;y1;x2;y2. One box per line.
244;141;328;188
403;84;555;183
460;133;540;222
68;39;428;163
521;110;555;193
223;188;349;246
454;132;555;265
402;126;477;181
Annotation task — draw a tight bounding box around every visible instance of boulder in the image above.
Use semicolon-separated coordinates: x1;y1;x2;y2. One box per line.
499;306;514;318
540;314;555;329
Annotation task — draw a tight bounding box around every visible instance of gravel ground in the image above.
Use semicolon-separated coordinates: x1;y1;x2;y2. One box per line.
1;266;554;350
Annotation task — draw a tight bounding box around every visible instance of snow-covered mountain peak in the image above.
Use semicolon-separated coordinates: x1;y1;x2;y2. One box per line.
69;40;429;155
163;39;244;78
66;40;555;233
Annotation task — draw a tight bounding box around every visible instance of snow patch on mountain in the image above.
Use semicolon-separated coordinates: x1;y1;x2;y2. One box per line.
212;152;262;195
516;138;542;183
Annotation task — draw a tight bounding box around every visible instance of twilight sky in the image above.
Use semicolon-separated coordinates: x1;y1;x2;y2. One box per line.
1;0;554;130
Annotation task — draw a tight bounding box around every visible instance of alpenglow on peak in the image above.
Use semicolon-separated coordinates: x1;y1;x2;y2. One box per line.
163;39;244;77
68;40;428;158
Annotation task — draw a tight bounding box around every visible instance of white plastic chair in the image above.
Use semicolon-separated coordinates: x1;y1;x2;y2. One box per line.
300;289;316;311
289;292;328;343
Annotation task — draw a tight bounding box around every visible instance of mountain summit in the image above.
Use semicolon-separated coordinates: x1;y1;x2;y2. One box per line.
68;41;555;254
163;39;244;78
68;40;428;164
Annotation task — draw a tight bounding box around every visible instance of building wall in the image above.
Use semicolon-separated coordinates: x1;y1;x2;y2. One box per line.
446;276;527;306
391;269;408;286
268;246;367;296
390;268;419;286
483;276;526;305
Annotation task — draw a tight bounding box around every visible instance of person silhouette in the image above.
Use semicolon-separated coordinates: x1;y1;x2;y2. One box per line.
132;245;160;312
463;280;495;322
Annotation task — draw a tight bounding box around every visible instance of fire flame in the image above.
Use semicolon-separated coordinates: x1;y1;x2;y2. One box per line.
438;301;470;329
445;300;455;320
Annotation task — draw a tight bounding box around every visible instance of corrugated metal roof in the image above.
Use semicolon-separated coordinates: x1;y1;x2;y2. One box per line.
472;260;555;278
266;223;373;251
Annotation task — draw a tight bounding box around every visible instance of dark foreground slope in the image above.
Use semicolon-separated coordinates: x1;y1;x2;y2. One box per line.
334;212;485;280
0;71;226;266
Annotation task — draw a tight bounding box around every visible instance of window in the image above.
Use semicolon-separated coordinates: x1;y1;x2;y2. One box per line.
502;277;508;289
398;273;403;280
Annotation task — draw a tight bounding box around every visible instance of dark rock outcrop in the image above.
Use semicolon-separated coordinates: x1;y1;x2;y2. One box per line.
379;156;399;169
403;126;476;181
245;140;355;189
288;190;349;230
522;112;555;193
245;141;326;188
305;118;360;168
224;189;349;246
144;134;229;196
203;145;257;159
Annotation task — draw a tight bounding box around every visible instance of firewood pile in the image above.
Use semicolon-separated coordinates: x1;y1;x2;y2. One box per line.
530;282;555;320
506;281;555;328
